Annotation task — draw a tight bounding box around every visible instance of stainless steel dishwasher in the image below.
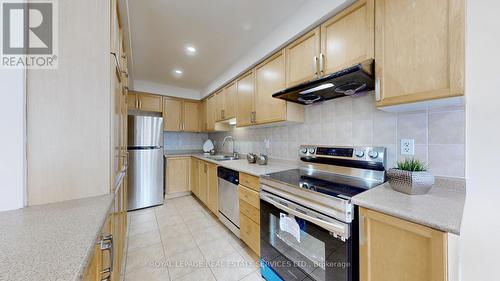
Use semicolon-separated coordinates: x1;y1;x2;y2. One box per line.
217;166;240;237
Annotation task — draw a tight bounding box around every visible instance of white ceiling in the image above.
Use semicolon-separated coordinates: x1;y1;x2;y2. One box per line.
126;0;307;93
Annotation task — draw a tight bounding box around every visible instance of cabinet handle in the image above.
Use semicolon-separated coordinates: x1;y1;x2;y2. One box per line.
375;77;381;101
139;100;142;109
135;99;139;109
319;53;325;75
313;56;318;78
99;234;114;276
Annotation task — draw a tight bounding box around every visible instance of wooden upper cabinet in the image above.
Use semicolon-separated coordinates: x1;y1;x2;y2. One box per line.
321;0;374;75
255;50;287;124
163;97;182;131
236;70;256;127
359;207;447;281
285;27;321;88
374;0;464;107
127;91;162;112
137;94;162;112
183;101;200;132
199;99;207;132
215;90;224;121
127;92;137;110
223;82;236;120
206;95;216;132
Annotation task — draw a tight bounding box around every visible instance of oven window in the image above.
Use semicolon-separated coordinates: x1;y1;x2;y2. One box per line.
260;199;354;281
269;212;327;280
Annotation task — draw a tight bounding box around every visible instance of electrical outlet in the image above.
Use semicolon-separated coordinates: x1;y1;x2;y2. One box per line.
401;139;415;155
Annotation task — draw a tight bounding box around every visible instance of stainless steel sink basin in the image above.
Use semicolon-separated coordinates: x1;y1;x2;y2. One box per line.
206;155;238;161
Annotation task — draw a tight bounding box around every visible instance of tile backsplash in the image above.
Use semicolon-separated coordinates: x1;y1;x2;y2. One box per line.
210;94;465;178
163;132;208;151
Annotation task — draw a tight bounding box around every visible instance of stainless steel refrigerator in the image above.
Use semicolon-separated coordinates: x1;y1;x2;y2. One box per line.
127;115;164;211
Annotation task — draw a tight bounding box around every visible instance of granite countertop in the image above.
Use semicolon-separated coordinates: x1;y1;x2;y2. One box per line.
0;195;114;281
352;177;466;235
163;150;298;176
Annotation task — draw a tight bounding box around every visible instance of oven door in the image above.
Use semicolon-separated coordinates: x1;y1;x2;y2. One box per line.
260;190;356;281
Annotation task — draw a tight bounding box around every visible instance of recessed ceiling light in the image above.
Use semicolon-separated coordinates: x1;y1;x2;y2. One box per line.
186;45;197;54
242;23;252;31
172;69;183;77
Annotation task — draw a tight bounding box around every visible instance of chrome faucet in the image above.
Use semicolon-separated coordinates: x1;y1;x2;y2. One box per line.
222;136;238;158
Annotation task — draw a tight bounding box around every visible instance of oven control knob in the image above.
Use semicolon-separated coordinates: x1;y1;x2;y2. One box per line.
368;150;379;159
308;147;316;154
355;150;365;158
301;148;308;154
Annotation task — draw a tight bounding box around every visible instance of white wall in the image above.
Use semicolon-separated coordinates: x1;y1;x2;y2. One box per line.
133;80;201;100
0;68;25;211
202;0;351;97
461;0;500;280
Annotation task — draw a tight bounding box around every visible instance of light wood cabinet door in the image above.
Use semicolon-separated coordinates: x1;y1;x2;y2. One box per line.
191;158;199;198
374;0;464;107
138;94;162;112
223;82;236;119
255;50;287;124
183;101;200;132
199;100;207;132
215;90;224;121
236;70;255;127
127;92;138;110
206;95;216;132
321;0;374;75
198;161;208;204
166;157;190;194
359;207;447;281
206;163;218;215
240;213;260;255
163;98;182;131
285;27;321;87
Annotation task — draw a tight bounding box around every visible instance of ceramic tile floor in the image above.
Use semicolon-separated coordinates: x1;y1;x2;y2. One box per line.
123;195;265;281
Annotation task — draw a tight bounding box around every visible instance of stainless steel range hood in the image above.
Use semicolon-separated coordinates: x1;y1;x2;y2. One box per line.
272;59;375;105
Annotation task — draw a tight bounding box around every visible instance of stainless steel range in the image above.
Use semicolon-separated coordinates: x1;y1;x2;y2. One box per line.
259;145;386;281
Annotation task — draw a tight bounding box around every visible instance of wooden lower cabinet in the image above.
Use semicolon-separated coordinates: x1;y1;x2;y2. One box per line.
165;157;191;195
82;176;128;281
198;161;208;204
239;176;261;256
191;159;218;215
206;163;218;215
359;207;447;281
191;158;199;197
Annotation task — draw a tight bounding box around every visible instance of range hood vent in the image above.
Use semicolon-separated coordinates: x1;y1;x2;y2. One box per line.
272;59;375;105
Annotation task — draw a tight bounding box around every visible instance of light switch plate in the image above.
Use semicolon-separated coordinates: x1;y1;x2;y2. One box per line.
401;139;415;155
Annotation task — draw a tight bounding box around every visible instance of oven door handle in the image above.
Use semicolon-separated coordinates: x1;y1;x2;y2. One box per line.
260;192;350;241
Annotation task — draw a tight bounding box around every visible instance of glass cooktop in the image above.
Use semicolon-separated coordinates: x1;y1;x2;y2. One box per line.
263;168;380;199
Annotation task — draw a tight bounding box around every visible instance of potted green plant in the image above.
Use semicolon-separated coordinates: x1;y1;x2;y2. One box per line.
387;158;435;195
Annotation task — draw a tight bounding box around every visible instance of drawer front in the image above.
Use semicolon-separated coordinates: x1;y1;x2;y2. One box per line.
239;172;260;191
239;199;260;224
239;185;260;209
240;213;260;256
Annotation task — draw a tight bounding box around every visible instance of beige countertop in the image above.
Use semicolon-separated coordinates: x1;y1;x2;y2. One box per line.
164;151;298;176
352;177;466;235
0;194;114;281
